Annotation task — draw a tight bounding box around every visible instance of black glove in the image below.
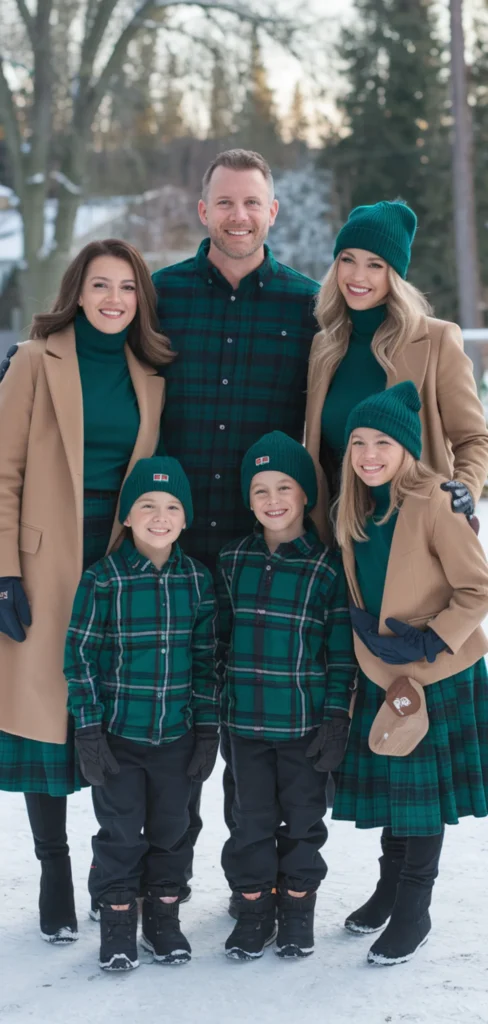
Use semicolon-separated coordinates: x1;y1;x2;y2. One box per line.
187;725;220;782
74;725;120;786
440;480;474;517
306;711;350;772
0;576;31;642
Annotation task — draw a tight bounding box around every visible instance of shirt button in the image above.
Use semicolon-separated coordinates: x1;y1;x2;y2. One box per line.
159;578;164;585
157;690;163;698
215;473;221;480
219;424;225;430
208;278;212;284
161;648;166;654
266;565;271;571
227;337;233;344
281;330;287;336
259;281;264;288
210;521;217;527
222;378;228;385
230;295;236;301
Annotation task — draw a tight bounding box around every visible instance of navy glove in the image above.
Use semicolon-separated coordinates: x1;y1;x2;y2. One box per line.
382;618;448;664
0;576;31;642
306;711;350;772
348;604;410;661
187;725;220;782
75;725;120;786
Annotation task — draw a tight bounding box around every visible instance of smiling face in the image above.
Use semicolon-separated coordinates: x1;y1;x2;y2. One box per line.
337;248;390;309
350;427;405;487
250;471;307;549
198;166;279;261
78;255;138;333
124;491;186;564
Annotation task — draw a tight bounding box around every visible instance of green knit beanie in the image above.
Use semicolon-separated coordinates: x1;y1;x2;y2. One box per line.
344;381;422;459
241;431;318;512
119;457;193;526
333;200;417;278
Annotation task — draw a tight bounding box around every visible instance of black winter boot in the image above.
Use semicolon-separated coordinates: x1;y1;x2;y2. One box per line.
225;892;277;961
367;884;431;965
345;831;406;934
228;891;240;920
275;890;316;959
99;902;139;971
39;857;78;944
141;893;191;965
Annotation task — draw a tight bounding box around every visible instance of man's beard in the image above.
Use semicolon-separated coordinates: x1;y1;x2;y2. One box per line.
209;226;268;260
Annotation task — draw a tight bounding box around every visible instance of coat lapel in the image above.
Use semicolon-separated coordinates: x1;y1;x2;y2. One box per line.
106;347;165;551
341;544;364;609
389;315;430;392
43;326;84;530
377;494;422;628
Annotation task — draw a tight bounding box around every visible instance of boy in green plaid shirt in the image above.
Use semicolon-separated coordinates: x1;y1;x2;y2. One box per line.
216;431;357;962
65;457;219;972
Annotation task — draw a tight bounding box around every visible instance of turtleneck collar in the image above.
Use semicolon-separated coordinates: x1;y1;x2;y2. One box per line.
348;303;387;337
370;482;392;517
75;311;129;360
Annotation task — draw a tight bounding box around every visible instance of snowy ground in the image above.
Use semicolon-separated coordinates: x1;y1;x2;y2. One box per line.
2;513;488;1024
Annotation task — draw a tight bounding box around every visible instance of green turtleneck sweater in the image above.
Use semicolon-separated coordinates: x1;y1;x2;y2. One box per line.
75;313;140;491
353;483;398;619
321;304;388;468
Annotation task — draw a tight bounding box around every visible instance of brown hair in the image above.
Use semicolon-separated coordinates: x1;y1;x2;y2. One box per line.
30;239;174;367
201;149;274;201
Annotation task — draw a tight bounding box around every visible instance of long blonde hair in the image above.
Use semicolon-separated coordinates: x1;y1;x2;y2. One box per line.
310;257;432;386
335;440;437;549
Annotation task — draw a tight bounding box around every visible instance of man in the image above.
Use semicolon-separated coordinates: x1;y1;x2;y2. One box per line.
152;148;320;899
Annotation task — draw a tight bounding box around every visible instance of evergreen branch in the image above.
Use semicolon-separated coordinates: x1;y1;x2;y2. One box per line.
0;58;24;199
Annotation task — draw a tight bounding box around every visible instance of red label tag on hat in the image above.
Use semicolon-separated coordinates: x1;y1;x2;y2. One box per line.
255;456;270;466
153;473;169;482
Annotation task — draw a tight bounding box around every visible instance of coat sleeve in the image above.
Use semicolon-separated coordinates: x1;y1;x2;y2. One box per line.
64;568;110;728
426;493;488;653
323;559;358;715
0;344;37;576
191;569;220;726
436;322;488;503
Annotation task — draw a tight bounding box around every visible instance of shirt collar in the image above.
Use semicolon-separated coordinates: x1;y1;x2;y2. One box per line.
120;536;184;574
194;238;278;291
251;518;324;558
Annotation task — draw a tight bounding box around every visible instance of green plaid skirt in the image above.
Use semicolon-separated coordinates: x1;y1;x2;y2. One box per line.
0;490;118;796
333;659;488;836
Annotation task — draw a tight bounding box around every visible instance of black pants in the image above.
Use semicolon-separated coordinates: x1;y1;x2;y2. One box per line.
24;793;69;861
89;731;194;905
382;826;444;889
221;732;328;894
220;723;236;833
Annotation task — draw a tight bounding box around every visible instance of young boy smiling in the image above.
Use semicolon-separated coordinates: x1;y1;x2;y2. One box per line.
64;457;219;972
216;431;357;961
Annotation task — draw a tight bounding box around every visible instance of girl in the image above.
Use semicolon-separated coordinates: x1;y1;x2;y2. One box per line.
333;380;488;965
0;239;174;943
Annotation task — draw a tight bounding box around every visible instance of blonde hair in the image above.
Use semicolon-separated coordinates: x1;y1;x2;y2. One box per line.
310;257;432;385
335;441;437;548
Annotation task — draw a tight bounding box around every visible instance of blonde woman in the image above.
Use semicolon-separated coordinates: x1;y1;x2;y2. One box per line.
305;200;488;540
333;381;488;965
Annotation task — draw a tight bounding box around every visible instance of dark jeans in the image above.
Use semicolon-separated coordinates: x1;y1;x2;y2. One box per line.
24;793;69;861
222;732;328;894
382;826;444;888
89;731;194;905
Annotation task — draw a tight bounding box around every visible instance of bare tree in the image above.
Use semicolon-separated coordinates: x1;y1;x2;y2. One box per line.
0;0;295;324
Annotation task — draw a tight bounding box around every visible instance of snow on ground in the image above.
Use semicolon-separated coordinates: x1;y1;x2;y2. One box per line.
2;511;488;1024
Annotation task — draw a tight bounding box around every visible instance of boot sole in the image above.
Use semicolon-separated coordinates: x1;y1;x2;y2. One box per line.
345;919;388;935
275;943;314;959
99;954;139;971
225;926;277;961
141;935;191;964
367;935;429;966
40;928;79;944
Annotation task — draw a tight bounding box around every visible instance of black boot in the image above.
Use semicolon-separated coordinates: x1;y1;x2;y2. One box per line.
39;857;78;944
225;892;277;961
345;831;406;934
228;891;240;920
367;884;431;965
99;901;139;971
141;892;191;965
275;890;316;959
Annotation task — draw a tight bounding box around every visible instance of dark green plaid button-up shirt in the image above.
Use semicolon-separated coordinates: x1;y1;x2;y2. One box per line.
65;538;219;745
215;525;357;742
152;240;319;568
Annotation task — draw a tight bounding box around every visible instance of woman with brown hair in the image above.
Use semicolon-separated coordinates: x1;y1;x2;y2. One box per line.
0;238;173;942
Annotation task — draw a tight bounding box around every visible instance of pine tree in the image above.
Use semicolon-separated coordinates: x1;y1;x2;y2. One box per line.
288;83;309;144
208;54;234;141
235;27;282;160
470;6;488;316
324;0;454;318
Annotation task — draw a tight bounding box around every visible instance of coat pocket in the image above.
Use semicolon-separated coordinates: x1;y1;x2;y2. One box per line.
19;522;42;554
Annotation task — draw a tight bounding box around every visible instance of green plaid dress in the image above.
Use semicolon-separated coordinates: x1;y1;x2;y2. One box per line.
0;491;118;795
332;661;488;836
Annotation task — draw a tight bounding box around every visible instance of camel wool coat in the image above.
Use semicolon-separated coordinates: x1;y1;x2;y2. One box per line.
305;315;488;540
0;326;165;744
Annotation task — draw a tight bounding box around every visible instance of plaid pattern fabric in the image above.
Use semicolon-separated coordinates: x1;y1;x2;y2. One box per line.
0;490;118;795
215;524;357;741
65;537;219;744
333;660;488;835
153;240;319;567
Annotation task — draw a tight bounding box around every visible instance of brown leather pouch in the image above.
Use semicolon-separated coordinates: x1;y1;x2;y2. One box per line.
369;677;429;756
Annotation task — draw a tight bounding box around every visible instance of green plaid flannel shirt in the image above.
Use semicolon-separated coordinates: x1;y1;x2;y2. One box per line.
215;524;357;741
153;240;319;566
65;538;219;745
